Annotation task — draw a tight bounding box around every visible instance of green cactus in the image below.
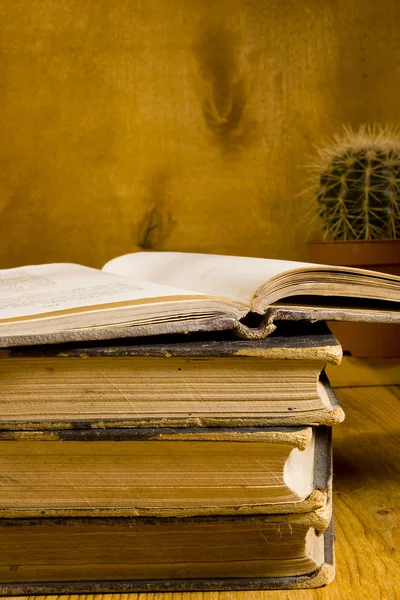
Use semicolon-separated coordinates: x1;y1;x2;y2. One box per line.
313;126;400;241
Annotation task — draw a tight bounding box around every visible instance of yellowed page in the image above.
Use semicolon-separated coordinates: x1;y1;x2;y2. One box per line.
0;263;207;322
103;251;313;306
104;251;400;308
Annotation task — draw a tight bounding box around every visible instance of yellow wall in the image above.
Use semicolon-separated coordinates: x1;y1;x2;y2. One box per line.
1;0;400;268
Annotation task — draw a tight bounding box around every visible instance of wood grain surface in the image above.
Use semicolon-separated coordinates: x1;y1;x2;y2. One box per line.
6;368;400;599
2;0;400;268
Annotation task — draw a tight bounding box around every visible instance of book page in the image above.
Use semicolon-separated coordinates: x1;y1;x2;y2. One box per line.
103;252;314;306
0;263;209;322
104;252;400;310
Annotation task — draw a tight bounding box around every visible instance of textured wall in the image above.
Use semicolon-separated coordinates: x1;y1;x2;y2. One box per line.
1;0;400;268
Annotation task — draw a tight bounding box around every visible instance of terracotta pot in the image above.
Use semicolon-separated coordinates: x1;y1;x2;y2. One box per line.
307;239;400;275
307;239;400;358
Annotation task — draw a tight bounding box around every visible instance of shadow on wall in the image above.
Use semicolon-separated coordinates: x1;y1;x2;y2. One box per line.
192;24;255;154
137;170;175;251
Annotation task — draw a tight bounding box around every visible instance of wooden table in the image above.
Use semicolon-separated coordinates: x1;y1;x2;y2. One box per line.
10;359;400;600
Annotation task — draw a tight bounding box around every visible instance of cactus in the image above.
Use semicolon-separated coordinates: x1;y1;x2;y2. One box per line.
312;126;400;241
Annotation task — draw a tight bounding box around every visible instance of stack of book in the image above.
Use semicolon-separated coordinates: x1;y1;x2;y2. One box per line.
0;323;341;593
0;251;399;594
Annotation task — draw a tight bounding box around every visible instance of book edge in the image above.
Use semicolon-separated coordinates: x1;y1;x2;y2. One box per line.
0;427;330;518
0;302;398;348
0;521;335;594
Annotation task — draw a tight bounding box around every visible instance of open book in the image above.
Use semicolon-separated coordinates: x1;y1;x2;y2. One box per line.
0;251;399;346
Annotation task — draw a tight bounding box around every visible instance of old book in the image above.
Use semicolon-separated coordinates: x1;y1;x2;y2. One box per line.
0;511;334;594
0;425;331;518
0;250;399;346
0;324;343;428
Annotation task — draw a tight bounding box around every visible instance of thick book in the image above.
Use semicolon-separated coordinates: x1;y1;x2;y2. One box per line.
0;251;399;346
0;324;344;428
0;425;331;518
0;511;334;594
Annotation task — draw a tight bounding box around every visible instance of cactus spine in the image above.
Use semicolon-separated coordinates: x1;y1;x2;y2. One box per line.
313;126;400;241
